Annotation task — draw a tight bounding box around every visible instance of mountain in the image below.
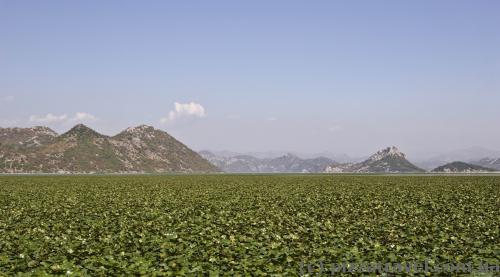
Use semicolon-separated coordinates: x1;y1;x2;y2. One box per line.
199;151;334;173
470;157;500;171
415;147;500;170
201;147;423;173
200;152;265;173
203;150;362;163
0;126;57;148
0;124;219;173
297;152;365;163
325;146;425;173
432;161;496;173
111;125;219;173
265;154;335;173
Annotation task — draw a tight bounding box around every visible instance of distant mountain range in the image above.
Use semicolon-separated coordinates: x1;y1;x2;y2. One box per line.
472;158;500;171
414;147;500;170
203;146;499;173
199;151;334;173
204;150;363;163
0;124;218;173
202;146;425;173
1;124;499;174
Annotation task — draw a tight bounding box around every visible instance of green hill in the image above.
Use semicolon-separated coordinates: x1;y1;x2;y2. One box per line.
432;161;496;173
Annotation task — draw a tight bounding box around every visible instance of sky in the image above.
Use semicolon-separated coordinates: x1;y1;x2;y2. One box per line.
1;1;499;160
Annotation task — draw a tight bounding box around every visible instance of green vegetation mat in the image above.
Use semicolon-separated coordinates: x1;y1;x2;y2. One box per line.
0;175;499;275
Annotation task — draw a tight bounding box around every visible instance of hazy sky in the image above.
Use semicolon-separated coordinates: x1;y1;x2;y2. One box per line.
1;1;499;159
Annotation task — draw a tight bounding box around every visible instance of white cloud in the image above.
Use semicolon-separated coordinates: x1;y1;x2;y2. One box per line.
160;102;206;123
267;117;278;121
70;112;97;122
29;113;68;123
29;112;97;124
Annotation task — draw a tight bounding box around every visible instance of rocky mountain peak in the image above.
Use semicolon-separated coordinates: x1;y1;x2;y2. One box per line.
116;125;160;140
61;124;105;138
369;146;405;161
0;126;58;147
28;126;58;136
326;146;423;173
73;123;91;130
124;125;155;133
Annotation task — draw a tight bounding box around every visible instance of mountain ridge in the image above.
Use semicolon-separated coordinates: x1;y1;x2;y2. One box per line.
2;126;499;174
201;150;363;163
0;124;218;173
471;157;500;171
326;146;425;173
0;126;57;148
415;147;500;170
199;151;335;173
432;161;496;173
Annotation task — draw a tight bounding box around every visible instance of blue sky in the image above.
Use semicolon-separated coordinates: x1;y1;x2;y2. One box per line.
1;1;499;158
